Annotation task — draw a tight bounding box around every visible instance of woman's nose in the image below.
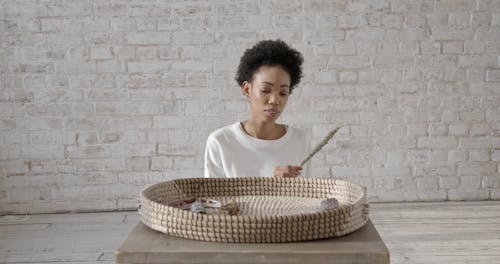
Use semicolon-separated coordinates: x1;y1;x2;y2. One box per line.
268;94;279;105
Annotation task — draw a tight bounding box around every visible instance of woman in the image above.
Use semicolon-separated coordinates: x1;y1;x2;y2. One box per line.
204;39;310;178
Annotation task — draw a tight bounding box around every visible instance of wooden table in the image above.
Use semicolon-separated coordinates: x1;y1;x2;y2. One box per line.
116;220;389;264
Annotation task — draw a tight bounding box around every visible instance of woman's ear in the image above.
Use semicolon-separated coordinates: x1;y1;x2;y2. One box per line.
242;81;251;98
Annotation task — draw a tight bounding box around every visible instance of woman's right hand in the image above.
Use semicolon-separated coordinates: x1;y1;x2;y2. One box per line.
273;165;302;178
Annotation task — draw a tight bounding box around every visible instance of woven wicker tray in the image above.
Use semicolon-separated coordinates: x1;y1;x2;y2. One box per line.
139;177;369;243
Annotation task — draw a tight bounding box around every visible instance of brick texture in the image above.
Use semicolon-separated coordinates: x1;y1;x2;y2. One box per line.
0;0;499;213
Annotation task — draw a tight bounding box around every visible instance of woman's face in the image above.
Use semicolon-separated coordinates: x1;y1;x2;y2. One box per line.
243;65;291;123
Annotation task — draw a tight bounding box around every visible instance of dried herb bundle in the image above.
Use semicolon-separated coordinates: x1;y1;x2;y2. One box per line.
299;126;341;167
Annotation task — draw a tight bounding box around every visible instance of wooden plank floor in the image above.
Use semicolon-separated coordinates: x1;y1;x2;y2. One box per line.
0;201;499;264
371;201;500;264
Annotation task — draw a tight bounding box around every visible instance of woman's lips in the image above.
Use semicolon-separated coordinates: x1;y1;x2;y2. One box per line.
265;109;280;118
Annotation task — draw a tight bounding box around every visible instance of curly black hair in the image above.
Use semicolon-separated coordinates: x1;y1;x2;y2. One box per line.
235;39;304;93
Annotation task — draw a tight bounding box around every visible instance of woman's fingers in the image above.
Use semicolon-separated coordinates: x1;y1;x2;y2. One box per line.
286;166;301;177
291;166;302;177
274;165;302;178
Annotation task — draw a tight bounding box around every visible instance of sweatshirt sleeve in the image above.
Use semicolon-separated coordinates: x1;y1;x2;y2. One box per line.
302;128;313;178
204;134;226;178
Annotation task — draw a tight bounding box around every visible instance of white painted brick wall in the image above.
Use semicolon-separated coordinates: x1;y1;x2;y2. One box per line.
1;0;499;214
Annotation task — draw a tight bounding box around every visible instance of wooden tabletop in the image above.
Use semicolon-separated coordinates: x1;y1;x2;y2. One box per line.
116;219;389;264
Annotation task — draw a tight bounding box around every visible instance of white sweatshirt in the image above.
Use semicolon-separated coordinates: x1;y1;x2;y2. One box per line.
204;122;311;178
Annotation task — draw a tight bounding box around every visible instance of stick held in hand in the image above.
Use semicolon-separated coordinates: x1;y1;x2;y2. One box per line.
299;126;342;167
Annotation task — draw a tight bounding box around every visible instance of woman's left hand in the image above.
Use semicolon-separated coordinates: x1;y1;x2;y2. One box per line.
273;165;302;178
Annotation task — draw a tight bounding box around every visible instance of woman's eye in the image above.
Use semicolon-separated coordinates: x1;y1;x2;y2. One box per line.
261;90;271;93
280;93;289;96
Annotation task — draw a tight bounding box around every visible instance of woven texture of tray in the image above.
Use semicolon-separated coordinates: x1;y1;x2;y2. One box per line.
139;177;369;243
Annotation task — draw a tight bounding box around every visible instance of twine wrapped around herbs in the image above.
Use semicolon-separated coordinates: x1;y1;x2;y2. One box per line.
299;126;342;167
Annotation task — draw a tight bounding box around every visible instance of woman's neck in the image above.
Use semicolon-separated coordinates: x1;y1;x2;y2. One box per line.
241;119;285;140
